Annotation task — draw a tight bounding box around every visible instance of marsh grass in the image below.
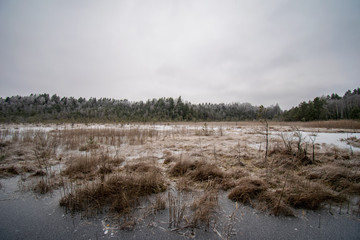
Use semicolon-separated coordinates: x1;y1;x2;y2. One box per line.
33;178;53;194
1;122;360;234
169;159;197;177
257;191;294;216
302;164;360;193
189;190;218;229
124;162;161;173
0;166;19;177
60;127;161;150
60;168;167;216
169;159;224;181
168;191;187;229
62;155;100;179
228;178;267;204
195;123;215;136
226;175;344;215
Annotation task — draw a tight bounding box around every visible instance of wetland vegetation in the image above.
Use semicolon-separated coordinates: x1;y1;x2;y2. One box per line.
1;121;359;239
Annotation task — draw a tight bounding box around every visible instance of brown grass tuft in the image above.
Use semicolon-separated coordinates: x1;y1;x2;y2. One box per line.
32;170;46;176
257;191;294;217
163;155;176;165
190;190;218;228
169;160;197;177
124;162;160;173
228;178;267;204
0;166;19;177
304;165;360;192
33;179;53;194
285;183;343;210
60;171;167;215
190;163;224;182
62;156;99;179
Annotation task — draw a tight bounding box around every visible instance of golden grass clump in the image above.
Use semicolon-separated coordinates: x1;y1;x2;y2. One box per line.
190;190;218;228
62;156;99;179
228;178;267;204
285;181;344;210
190;163;225;182
60;171;167;215
227;177;294;216
304;164;360;192
257;191;294;217
169;160;197;177
124;162;160;173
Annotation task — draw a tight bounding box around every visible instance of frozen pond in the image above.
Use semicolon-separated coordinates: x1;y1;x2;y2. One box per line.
0;177;359;240
267;131;360;152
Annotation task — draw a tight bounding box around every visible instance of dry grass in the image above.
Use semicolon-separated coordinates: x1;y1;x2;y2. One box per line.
190;163;225;182
60;171;167;215
303;164;360;193
284;176;344;210
79;138;99;151
60;127;161;150
169;159;197;177
1;122;360;231
62;155;99;179
153;195;166;212
33;179;53;194
257;191;294;217
169;159;227;192
227;177;295;216
285;189;333;210
189;190;218;228
0;166;19;177
31;170;46;176
62;152;124;180
124;162;160;173
168;191;186;228
227;173;345;214
169;159;224;181
341;136;360;149
228;178;267;204
163;155;177;165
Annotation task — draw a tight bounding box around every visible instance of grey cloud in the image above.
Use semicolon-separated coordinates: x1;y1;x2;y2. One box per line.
0;0;359;109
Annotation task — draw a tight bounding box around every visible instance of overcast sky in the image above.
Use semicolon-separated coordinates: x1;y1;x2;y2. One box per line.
0;0;359;109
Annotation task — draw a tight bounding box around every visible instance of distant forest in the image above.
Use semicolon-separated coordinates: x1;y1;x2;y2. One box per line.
0;89;359;123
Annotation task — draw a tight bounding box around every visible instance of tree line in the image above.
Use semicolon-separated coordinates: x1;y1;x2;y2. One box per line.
0;89;359;123
282;88;360;121
0;94;281;122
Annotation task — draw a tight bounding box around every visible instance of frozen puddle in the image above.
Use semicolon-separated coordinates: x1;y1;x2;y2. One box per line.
1;177;359;240
269;131;360;152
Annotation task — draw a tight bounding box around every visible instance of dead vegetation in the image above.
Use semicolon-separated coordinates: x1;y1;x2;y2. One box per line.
302;164;360;193
60;170;167;215
0;165;19;177
226;177;295;216
285;179;344;210
341;136;360;148
189;190;218;229
62;155;99;179
168;158;231;192
228;178;267;204
0;122;360;235
169;159;225;181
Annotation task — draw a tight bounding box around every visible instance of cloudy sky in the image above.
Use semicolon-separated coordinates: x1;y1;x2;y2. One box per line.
0;0;359;109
